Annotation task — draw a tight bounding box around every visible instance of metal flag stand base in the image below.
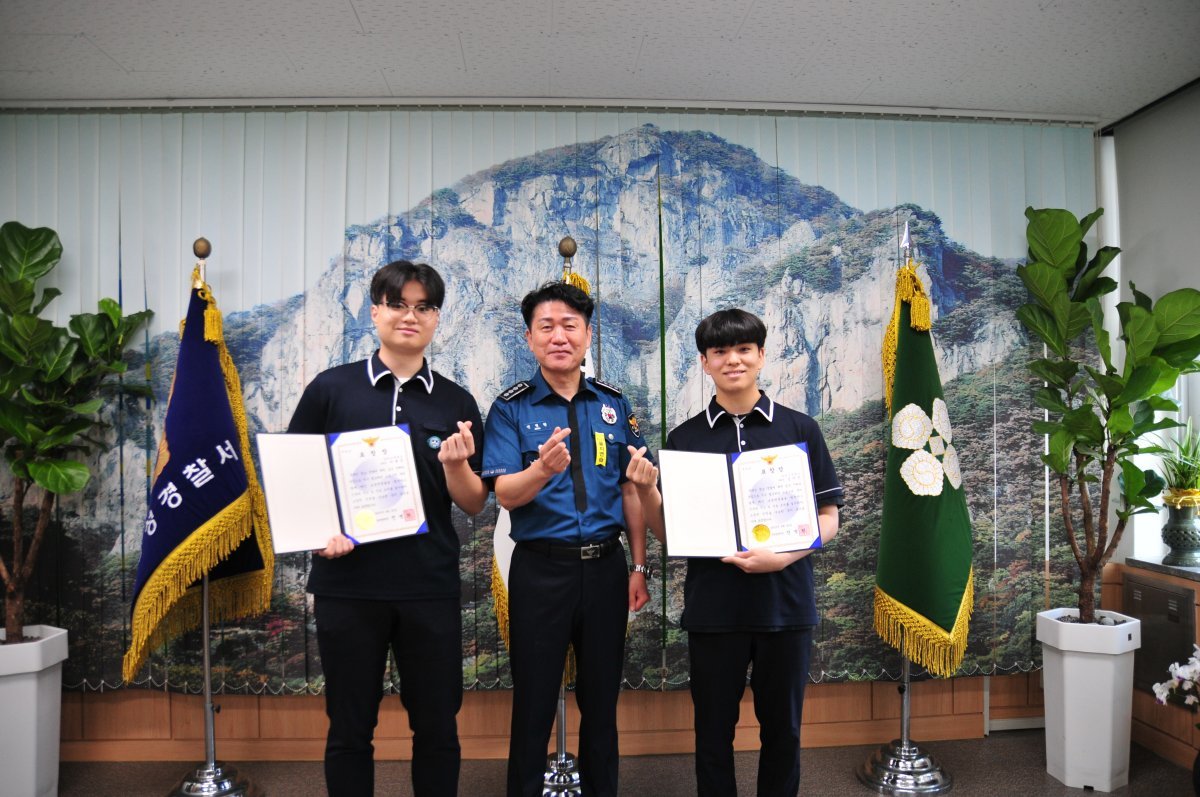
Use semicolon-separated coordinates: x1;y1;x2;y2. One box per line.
167;575;263;797
857;656;953;795
543;683;581;796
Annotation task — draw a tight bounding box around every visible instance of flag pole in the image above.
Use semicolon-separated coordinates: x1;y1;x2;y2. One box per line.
542;236;582;796
166;239;260;797
857;631;953;794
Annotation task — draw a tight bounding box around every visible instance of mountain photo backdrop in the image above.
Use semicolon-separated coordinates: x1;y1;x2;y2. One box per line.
0;110;1096;692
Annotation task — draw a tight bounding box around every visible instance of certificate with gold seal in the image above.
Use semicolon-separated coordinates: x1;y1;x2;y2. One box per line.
659;443;822;557
256;424;427;553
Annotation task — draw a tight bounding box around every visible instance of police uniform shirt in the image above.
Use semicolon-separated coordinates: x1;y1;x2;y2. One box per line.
287;351;484;601
482;369;648;543
665;392;844;631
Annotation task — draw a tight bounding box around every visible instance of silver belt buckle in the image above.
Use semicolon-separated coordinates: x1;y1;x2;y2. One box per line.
580;543;601;560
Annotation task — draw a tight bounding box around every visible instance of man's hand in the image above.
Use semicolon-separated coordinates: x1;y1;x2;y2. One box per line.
536;426;572;475
720;547;808;573
628;571;650;611
437;420;476;465
625;445;658;490
316;535;356;559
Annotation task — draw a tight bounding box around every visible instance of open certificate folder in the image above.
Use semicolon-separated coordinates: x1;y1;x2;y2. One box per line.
256;424;427;553
659;443;822;557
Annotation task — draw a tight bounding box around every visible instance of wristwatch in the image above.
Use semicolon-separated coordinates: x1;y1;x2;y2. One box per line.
631;563;652;577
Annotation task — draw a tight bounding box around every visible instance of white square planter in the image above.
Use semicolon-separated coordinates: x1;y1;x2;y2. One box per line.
0;625;69;797
1036;607;1141;793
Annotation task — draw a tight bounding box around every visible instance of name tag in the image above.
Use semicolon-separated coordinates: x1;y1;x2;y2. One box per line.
594;431;607;467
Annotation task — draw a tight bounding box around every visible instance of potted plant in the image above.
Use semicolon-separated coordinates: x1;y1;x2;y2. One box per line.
0;221;152;797
1016;206;1200;791
1156;418;1200;565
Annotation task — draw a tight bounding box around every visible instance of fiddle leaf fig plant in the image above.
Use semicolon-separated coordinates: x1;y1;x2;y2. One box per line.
1018;206;1200;623
0;221;153;643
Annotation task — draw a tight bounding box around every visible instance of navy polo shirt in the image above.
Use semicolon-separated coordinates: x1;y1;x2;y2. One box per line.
482;369;647;543
665;392;844;631
287;351;484;601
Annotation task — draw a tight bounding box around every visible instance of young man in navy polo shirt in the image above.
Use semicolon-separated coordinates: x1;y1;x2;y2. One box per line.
287;260;488;797
631;308;843;797
482;281;656;796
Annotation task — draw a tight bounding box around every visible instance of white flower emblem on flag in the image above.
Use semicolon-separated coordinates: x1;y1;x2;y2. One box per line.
893;398;961;495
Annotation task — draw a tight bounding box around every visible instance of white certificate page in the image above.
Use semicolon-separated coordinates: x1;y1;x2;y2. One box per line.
327;425;426;544
729;443;822;553
659;449;739;557
256;433;343;554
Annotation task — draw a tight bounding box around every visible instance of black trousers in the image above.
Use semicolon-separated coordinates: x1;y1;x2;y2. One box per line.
314;594;462;797
688;628;814;797
506;542;629;797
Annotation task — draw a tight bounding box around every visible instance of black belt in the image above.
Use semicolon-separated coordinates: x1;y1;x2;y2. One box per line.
517;536;621;560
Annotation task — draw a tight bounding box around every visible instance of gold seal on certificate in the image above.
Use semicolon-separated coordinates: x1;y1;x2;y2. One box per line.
354;510;377;531
752;524;771;542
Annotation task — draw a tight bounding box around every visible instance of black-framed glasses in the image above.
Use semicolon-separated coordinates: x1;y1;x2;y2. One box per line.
380;301;440;318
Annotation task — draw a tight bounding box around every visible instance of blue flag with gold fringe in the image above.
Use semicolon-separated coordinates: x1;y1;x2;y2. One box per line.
123;266;274;682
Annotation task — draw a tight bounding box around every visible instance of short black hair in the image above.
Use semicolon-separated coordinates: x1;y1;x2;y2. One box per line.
695;308;767;353
370;260;445;308
520;281;594;328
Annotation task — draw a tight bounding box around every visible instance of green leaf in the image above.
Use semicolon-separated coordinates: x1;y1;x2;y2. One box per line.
1116;357;1178;406
0;277;35;316
1108;405;1134;435
71;398;104;414
98;297;122;327
1073;247;1119;301
1154;334;1200;369
1063;405;1104;444
1083;365;1123;400
1025;207;1082;272
1028;358;1078;388
27;459;90;494
68;313;109;359
31;286;62;317
1018;304;1066;356
0;399;33;443
1017;261;1066;310
1033;387;1069;414
37;329;77;382
1032;420;1059;436
1129;281;1153;311
1085;297;1112;370
1144;395;1180;413
1077;207;1104;238
0;221;63;284
1153;288;1200;346
1065;301;1091;341
1119;302;1159;368
1044;428;1075;474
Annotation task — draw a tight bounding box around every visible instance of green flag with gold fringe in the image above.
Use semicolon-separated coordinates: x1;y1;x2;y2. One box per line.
875;255;973;678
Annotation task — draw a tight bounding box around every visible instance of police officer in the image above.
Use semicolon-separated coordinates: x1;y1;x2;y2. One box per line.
482;281;658;796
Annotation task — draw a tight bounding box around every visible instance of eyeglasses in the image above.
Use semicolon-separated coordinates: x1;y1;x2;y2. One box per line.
379;301;440;318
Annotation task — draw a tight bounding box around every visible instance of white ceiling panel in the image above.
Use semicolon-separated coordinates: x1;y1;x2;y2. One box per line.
0;0;1197;125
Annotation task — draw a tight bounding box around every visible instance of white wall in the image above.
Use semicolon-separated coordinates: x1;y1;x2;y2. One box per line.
1113;82;1200;561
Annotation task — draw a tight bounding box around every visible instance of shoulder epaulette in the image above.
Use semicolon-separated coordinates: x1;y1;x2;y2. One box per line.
590;377;623;397
499;380;533;402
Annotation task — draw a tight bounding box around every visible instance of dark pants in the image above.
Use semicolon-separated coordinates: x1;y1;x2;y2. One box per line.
314;595;463;797
688;628;814;797
506;542;629;797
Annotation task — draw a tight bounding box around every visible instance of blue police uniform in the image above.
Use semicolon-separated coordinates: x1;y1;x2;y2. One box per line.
664;391;844;797
288;352;483;797
483;368;647;797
